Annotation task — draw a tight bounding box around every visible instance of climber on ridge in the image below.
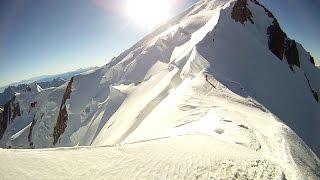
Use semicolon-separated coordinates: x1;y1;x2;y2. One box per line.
205;74;216;89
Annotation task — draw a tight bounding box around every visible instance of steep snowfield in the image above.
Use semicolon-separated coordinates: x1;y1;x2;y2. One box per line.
0;83;67;148
1;0;320;179
1;78;319;179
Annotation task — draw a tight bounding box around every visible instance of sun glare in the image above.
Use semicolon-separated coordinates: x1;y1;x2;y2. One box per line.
126;0;171;28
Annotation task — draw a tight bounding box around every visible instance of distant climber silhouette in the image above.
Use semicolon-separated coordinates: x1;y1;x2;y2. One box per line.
205;74;216;88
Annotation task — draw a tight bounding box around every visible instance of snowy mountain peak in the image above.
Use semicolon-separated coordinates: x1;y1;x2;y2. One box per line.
1;0;320;179
28;83;43;93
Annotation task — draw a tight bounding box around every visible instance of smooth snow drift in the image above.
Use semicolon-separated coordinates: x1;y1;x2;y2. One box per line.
1;0;319;179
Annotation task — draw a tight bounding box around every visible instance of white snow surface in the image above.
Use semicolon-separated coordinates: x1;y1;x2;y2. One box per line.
1;0;320;179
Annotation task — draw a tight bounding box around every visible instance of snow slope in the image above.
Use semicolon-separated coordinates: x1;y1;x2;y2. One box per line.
0;134;298;179
1;0;320;179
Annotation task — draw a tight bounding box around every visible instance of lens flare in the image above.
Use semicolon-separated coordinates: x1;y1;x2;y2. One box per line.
126;0;171;28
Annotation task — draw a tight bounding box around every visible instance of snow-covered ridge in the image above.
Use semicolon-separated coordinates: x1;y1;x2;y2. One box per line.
1;0;319;179
0;78;67;109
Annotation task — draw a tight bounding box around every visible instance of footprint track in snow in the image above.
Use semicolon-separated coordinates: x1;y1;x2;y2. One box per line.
222;119;232;123
214;128;224;134
179;105;197;111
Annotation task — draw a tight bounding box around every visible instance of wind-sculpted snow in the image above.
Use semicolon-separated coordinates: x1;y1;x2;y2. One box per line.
196;0;320;155
2;135;290;179
1;0;320;179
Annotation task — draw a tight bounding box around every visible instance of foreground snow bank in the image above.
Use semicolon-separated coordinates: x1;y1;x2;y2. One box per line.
1;74;319;179
1;134;288;179
1;0;320;179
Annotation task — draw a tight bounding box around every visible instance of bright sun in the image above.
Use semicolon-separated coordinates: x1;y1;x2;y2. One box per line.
126;0;171;28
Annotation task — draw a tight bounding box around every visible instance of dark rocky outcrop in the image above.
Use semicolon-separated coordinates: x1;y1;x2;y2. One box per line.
251;0;302;71
28;102;37;113
53;77;74;145
235;0;287;63
310;56;315;65
12;102;21;122
28;112;45;147
28;115;37;148
231;0;254;24
0;100;11;140
0;96;21;139
267;20;286;60
305;75;319;102
313;92;319;102
231;0;302;72
251;0;274;18
285;40;300;71
267;19;300;71
31;102;37;108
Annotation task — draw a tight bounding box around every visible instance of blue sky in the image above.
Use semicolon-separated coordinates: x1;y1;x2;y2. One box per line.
0;0;319;87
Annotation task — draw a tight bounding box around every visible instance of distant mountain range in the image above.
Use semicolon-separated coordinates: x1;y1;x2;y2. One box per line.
0;67;97;93
0;67;97;107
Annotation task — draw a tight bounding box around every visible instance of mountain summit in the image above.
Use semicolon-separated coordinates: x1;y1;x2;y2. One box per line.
1;0;319;179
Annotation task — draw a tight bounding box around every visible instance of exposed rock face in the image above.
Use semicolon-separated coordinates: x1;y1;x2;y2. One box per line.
248;0;290;65
266;15;300;71
28;112;45;147
0;96;21;139
53;77;74;145
11;102;21;122
267;20;286;60
251;0;274;18
231;0;254;24
28;115;37;148
313;92;319;102
231;0;303;72
249;0;318;103
305;75;319;102
310;56;315;65
0;101;11;140
28;102;37;113
31;102;37;108
285;40;300;71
